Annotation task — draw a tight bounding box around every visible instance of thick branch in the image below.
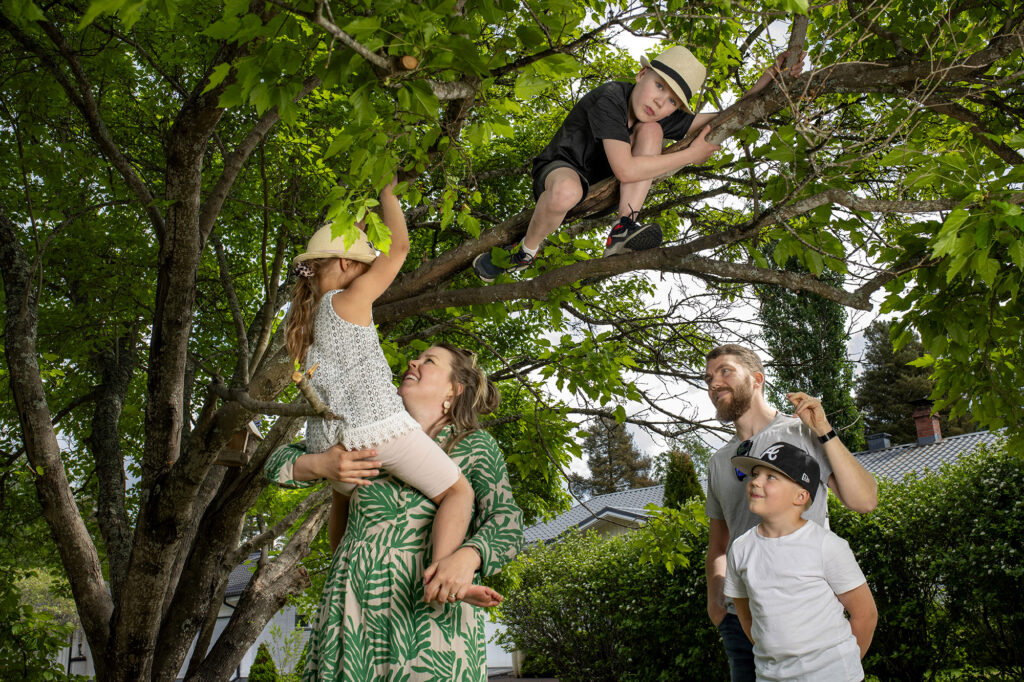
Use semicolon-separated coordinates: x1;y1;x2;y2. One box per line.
375;242;879;326
0;16;165;238
85;332;138;604
185;505;329;682
0;208;113;669
199;75;322;242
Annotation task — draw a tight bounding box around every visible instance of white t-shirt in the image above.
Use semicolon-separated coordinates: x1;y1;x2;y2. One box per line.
706;413;835;614
724;521;866;682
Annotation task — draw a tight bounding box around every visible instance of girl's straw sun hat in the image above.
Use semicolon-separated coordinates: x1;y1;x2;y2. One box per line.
293;223;377;265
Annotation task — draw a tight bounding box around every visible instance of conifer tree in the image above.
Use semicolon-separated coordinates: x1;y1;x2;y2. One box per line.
248;642;278;682
569;417;657;498
855;320;976;444
758;263;866;451
658;448;705;509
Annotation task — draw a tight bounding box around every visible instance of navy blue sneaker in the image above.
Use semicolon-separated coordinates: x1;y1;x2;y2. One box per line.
603;214;662;256
472;243;536;283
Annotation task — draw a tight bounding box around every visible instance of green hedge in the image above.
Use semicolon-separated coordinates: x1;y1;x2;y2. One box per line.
499;440;1023;682
495;509;726;682
831;439;1024;681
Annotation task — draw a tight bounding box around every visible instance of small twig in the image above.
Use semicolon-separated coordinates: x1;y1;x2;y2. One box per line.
291;370;338;420
209;381;337;419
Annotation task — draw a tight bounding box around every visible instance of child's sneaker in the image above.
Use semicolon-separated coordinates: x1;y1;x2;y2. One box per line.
603;214;663;256
472;242;536;283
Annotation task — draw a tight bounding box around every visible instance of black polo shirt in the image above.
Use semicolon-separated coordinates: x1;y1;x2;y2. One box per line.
532;81;695;187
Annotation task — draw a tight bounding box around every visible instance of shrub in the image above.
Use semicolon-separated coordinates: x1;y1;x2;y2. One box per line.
248;642;279;682
497;509;725;682
831;437;1024;681
830;473;957;681
927;442;1024;679
0;570;82;681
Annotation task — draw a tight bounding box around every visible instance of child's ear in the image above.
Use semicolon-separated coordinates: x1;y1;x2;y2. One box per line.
635;67;648;83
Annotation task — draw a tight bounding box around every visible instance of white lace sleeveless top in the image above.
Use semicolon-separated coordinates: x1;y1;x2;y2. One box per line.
304;290;419;451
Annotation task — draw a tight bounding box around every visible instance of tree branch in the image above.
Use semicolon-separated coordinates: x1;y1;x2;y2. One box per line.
0;16;165;238
211;233;250;384
198;75;322;242
0;208;113;671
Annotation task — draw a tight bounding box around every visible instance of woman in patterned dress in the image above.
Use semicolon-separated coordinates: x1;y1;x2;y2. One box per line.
265;343;524;681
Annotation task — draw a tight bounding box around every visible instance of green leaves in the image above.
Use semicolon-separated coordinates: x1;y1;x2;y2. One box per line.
2;0;45;22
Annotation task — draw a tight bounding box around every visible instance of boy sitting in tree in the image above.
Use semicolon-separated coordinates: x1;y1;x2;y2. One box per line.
473;45;802;282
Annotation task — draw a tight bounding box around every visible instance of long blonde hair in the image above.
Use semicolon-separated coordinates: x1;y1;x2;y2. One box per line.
286;258;335;365
437;344;501;451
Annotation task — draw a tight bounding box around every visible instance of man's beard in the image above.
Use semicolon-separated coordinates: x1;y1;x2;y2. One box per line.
714;382;753;423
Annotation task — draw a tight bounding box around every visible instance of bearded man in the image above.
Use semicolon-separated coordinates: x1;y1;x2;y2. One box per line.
702;344;878;681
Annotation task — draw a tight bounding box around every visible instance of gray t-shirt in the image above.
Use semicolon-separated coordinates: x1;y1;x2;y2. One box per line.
706;412;835;541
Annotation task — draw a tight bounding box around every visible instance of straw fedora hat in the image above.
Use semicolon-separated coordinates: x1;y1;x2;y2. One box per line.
293;223;377;265
640;46;707;113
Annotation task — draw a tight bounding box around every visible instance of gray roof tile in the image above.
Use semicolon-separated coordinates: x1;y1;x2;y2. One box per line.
225;552;262;597
524;485;665;544
853;429;1001;481
524;430;1001;544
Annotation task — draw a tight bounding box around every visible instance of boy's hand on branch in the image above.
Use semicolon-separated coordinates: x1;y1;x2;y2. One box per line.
770;49;806;80
688;125;722;163
744;50;807;98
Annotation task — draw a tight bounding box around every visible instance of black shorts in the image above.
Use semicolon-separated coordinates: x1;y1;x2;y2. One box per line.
531;160;591;204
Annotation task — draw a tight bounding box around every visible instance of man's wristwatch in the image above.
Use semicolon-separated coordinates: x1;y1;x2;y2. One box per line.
818;429;837;444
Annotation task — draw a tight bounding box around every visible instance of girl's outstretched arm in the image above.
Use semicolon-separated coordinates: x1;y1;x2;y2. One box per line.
340;179;410;306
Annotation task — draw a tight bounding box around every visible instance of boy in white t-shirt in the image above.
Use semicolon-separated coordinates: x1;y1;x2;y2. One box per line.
724;442;877;681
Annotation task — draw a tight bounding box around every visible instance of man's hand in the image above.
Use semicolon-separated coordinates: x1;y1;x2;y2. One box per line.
708;596;727;627
786;392;832;438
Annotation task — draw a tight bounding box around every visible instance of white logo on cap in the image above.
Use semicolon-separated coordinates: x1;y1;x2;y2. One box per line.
761;444;785;461
802;473;810;483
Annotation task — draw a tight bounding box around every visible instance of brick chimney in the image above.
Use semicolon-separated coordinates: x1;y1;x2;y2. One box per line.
911;399;942;445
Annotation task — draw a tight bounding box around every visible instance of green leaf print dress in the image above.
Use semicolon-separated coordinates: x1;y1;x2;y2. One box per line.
265;427;524;681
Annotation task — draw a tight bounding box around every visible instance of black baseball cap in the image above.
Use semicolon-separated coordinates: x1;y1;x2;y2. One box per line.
731;441;821;501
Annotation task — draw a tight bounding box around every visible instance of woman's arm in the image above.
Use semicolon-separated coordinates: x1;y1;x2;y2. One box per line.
457;431;525;575
264;441;381;488
422;431;524;602
328;489;351;553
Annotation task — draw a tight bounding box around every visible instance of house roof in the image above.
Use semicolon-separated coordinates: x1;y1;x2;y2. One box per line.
524;485;665;544
225;552;262;598
524;429;1002;544
852;429;1001;481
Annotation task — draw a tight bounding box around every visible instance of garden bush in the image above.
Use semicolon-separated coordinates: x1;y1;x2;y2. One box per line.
831;438;1024;681
248;642;279;682
927;442;1024;679
499;438;1023;682
830;472;957;680
496;506;724;682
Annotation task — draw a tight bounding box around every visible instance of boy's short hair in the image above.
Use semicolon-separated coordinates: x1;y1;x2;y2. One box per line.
706;344;764;377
